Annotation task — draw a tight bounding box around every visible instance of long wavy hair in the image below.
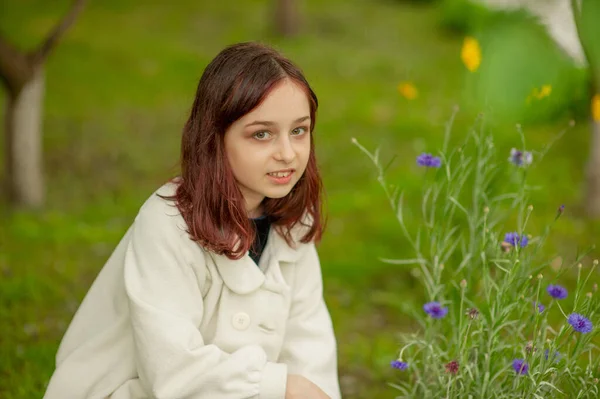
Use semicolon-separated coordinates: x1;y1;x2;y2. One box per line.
165;42;325;260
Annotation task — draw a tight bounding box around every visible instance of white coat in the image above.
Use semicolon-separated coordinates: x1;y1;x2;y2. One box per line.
43;182;341;399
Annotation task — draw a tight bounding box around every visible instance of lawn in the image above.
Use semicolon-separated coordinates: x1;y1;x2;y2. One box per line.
1;0;598;397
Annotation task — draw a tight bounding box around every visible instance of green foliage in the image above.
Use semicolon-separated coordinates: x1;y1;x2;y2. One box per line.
389;0;439;4
439;0;494;34
440;1;590;122
466;14;589;123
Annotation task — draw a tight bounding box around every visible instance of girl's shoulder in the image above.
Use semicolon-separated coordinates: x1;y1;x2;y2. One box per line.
139;180;180;212
132;180;189;243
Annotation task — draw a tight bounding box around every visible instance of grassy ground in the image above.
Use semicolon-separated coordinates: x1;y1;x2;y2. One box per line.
1;0;599;397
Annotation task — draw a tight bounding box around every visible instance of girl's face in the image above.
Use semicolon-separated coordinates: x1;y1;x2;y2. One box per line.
224;79;312;217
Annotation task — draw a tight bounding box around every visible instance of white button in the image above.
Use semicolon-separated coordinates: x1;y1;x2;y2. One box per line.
232;312;251;330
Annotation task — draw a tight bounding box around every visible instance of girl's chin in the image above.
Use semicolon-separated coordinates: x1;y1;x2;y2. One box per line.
262;186;295;199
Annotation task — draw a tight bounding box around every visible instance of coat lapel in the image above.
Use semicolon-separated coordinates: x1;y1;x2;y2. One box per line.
211;226;303;295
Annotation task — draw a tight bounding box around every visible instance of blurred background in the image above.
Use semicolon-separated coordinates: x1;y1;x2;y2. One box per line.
1;0;599;397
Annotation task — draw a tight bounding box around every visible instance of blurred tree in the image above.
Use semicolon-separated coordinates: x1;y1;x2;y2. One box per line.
274;0;300;37
0;0;87;209
572;0;600;217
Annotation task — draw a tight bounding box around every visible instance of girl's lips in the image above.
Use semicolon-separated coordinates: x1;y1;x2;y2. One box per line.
268;168;294;175
267;170;294;184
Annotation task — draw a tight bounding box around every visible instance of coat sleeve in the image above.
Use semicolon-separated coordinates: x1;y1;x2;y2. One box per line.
123;201;287;399
278;243;341;399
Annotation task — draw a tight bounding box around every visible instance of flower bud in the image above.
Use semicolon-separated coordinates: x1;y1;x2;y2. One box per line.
439;263;445;270
551;256;562;271
578;263;583;269
445;360;459;375
594;259;599;266
528;205;533;211
501;242;512;253
460;279;467;288
537;274;543;280
586;292;593;298
525;341;535;353
483;206;490;214
467;308;479;320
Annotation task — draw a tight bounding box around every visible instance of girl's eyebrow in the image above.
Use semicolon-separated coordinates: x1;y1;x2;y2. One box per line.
244;116;310;128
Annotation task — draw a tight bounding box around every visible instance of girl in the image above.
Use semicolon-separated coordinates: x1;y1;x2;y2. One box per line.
43;42;341;399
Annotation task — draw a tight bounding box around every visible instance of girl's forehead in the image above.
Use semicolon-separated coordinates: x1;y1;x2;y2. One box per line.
241;80;310;122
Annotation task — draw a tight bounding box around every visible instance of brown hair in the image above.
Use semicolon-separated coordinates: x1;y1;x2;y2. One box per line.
166;42;325;259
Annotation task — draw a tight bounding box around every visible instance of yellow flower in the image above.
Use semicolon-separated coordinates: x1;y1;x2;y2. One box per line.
539;84;552;98
461;37;481;72
592;94;600;122
397;81;418;100
526;84;552;104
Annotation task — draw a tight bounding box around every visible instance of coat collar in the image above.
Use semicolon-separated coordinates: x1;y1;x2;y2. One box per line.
210;226;304;295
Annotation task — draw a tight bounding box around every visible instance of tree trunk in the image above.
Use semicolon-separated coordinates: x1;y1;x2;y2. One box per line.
274;0;299;38
5;66;45;208
586;118;600;217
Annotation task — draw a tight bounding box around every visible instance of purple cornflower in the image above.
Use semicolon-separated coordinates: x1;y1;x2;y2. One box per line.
504;232;529;248
544;349;561;362
534;302;545;313
416;153;442;168
390;360;408;370
509;148;533;166
568;313;593;333
423;301;449;319
547;284;568;300
512;358;529;375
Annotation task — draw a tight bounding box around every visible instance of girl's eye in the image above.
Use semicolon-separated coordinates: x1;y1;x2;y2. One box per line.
291;127;308;136
253;131;271;140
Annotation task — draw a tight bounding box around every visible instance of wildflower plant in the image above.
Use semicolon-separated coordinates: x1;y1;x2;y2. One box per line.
352;110;600;398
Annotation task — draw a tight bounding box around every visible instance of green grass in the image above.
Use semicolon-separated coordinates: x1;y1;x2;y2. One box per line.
1;0;599;397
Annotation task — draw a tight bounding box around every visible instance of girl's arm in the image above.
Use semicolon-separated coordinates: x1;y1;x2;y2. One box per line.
278;243;342;399
123;200;287;398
